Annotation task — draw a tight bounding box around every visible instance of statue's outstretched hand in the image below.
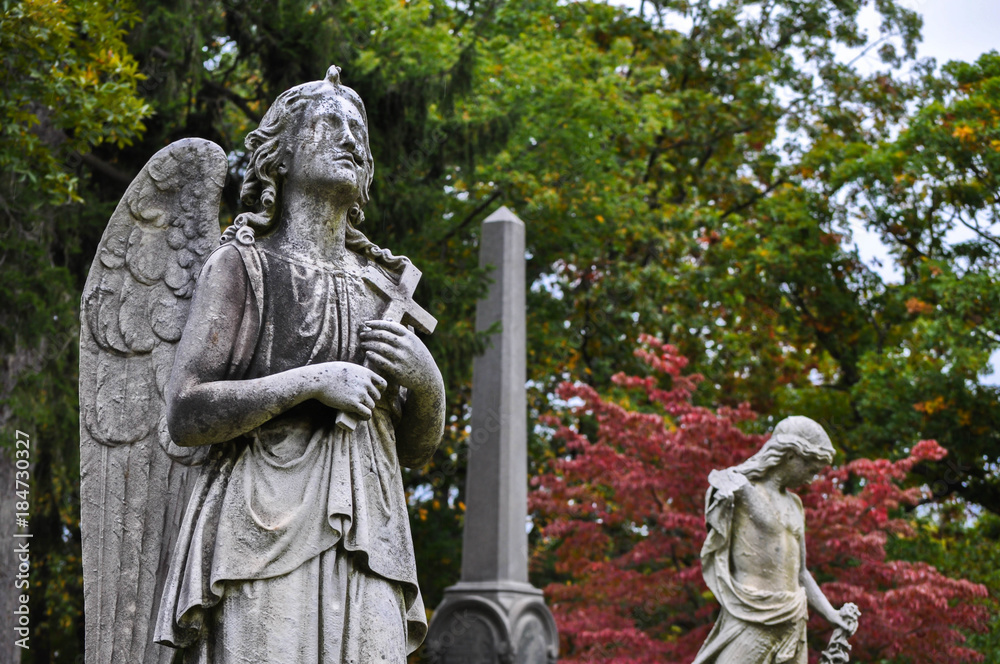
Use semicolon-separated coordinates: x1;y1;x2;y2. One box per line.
309;361;387;421
834;602;861;635
360;320;441;393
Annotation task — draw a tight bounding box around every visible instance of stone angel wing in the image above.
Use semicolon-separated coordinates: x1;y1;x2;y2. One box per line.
79;138;227;664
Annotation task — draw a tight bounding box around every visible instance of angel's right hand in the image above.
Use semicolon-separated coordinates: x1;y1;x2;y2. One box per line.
307;361;387;420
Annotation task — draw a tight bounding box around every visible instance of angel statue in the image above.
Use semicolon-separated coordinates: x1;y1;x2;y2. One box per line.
79;65;445;663
692;416;861;664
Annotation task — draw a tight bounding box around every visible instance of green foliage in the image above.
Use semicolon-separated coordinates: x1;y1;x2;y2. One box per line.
1;2;151;660
1;0;150;407
831;52;1000;508
1;0;149;205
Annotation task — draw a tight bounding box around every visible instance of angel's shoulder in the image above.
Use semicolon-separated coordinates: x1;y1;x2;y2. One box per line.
198;242;253;288
203;241;247;272
732;478;767;513
185;242;257;318
788;490;804;513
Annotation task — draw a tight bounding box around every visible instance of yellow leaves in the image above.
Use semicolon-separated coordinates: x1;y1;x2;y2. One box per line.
80;65;99;85
952;125;975;142
596;215;605;224
914;396;949;415
991;139;1000;152
906;298;935;315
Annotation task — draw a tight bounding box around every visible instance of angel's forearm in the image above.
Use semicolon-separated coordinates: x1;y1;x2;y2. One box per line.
396;380;445;468
802;569;838;621
167;368;316;447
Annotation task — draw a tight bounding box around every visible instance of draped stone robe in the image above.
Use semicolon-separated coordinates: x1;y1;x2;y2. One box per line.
155;242;426;663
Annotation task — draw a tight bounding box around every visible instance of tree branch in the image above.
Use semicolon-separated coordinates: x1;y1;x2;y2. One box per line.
955;215;1000;251
202;80;262;124
438;189;503;244
719;177;789;220
78;152;134;186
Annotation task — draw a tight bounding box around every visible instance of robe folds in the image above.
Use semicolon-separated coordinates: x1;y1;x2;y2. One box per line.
155;242;426;663
692;469;808;664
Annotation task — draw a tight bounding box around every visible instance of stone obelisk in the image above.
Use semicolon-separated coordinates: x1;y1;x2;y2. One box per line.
425;207;558;663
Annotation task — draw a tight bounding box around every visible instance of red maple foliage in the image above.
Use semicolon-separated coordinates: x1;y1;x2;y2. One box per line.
529;335;989;663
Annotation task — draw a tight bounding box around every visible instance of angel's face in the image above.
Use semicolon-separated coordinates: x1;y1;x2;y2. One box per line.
285;93;371;200
778;453;827;488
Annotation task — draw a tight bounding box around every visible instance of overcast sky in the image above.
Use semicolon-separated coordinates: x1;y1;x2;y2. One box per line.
619;1;999;68
906;0;1000;64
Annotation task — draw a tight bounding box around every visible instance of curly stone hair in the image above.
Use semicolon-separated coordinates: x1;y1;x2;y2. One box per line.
222;65;407;273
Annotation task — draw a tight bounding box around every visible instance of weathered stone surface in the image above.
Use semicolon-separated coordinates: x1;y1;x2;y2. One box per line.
463;206;529;584
426;207;557;664
79;137;225;664
81;66;445;662
693;416;860;664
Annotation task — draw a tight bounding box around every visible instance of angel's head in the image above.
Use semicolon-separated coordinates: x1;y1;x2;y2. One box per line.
236;65;375;235
226;66;406;272
734;416;835;487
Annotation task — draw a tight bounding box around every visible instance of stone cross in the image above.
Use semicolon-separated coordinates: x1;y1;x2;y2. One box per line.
336;261;438;431
425;206;558;663
363;262;438;334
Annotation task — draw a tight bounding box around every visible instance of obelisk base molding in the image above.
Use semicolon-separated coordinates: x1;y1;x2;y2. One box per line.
426;581;558;664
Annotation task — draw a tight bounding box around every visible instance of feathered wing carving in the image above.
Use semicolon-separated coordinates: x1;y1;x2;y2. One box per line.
79;138;227;664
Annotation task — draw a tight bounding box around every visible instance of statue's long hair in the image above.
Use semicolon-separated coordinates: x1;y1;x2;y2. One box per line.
735;416;835;481
223;65;407;273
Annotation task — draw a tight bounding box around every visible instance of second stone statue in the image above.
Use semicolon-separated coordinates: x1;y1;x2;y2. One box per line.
693;416;860;664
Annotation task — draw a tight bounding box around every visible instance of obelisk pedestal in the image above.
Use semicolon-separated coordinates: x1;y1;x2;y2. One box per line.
425;207;558;664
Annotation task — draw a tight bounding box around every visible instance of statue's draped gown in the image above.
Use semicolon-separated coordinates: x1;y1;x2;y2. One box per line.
155;242;426;663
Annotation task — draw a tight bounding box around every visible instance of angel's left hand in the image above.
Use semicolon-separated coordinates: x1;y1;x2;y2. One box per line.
833;603;860;635
360;320;442;393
